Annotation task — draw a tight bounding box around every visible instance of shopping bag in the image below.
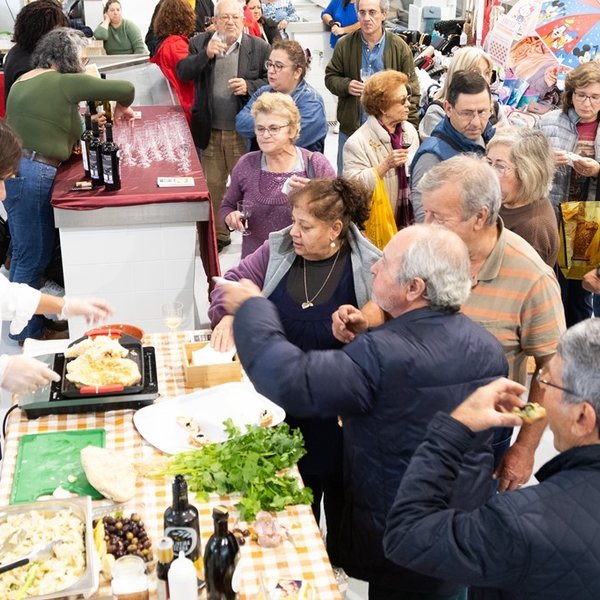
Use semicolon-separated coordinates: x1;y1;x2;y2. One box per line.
557;201;600;280
364;170;397;250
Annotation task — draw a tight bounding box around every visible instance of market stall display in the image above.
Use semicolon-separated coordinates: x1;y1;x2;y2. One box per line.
0;331;342;599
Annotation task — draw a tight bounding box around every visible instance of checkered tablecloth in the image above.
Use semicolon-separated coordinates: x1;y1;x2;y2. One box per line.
0;332;341;599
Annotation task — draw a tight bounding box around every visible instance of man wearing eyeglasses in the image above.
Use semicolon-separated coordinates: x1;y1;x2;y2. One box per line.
384;318;600;599
177;0;270;251
410;70;496;224
324;0;420;173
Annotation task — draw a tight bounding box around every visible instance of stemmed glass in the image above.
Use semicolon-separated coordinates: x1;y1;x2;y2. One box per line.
237;201;252;236
162;301;183;337
360;66;373;82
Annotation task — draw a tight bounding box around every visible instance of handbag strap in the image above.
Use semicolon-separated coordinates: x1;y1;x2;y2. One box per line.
306;151;315;179
430;130;467;154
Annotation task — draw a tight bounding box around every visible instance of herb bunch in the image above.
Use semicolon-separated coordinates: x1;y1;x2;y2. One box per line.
160;419;313;520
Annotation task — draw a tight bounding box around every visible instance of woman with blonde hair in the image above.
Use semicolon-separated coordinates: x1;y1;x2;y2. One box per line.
420;46;497;139
486;127;558;266
220;92;335;257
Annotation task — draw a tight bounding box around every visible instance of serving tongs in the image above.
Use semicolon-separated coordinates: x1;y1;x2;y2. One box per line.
0;541;62;574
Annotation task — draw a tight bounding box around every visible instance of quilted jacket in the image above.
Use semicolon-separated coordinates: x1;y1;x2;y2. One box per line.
385;412;600;599
234;300;507;592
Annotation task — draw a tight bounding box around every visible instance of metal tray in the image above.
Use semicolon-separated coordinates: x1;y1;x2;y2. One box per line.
0;496;98;599
60;332;145;398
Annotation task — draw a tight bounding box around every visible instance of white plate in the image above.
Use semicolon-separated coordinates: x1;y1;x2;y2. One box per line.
133;382;286;454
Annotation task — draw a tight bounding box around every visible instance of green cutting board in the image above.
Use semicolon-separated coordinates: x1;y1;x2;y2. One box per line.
10;429;106;504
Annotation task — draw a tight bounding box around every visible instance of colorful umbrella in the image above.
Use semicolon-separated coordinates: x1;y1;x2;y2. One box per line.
535;0;600;68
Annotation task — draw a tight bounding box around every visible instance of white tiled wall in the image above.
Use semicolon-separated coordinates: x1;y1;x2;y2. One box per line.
60;223;197;338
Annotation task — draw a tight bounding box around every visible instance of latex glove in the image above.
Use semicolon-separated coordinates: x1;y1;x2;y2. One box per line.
60;297;113;324
0;355;60;394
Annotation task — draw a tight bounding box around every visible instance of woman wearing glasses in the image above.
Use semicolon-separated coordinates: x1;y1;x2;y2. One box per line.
486;128;558;267
343;70;419;226
537;61;600;326
222;92;334;258
235;39;328;152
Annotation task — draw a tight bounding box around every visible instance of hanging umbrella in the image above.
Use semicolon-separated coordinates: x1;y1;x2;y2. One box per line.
535;0;600;68
484;0;541;67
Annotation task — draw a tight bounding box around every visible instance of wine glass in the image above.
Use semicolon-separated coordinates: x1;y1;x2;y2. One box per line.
237;201;252;236
204;16;213;29
360;66;373;82
162;301;183;335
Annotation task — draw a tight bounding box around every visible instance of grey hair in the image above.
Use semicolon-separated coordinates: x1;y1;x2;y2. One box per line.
558;319;600;424
215;0;245;18
486;127;554;203
32;27;88;73
356;0;390;13
396;224;471;312
417;154;501;226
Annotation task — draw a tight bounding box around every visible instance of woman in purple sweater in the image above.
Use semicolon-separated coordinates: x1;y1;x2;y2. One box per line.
220;92;335;257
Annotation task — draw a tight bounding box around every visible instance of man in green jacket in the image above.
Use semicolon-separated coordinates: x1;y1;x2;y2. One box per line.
325;0;419;173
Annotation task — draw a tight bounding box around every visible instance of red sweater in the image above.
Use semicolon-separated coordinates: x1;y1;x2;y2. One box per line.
150;35;194;123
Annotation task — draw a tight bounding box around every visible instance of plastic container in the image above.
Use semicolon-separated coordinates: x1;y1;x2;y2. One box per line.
111;555;149;600
168;551;197;600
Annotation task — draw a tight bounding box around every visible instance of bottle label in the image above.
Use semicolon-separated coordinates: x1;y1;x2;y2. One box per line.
81;140;89;171
102;154;114;184
231;554;243;593
89;153;98;178
165;527;199;559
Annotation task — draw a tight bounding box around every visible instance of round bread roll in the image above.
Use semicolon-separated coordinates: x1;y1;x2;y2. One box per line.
81;446;137;502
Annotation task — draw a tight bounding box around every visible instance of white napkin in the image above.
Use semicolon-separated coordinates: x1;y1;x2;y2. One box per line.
192;345;236;366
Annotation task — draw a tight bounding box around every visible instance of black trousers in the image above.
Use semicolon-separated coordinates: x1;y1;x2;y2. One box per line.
368;584;468;600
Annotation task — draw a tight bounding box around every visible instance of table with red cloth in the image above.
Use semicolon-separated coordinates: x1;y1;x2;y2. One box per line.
51;105;220;286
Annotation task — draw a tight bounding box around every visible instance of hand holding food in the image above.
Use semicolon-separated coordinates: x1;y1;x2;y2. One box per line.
0;355;60;393
221;278;263;315
511;402;546;424
451;378;528;432
60;296;113;324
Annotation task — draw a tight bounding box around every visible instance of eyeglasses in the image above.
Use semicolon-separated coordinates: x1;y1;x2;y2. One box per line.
264;60;293;72
573;91;600;103
393;95;411;105
536;368;586;399
217;13;242;21
485;158;513;176
255;123;290;136
452;108;491;121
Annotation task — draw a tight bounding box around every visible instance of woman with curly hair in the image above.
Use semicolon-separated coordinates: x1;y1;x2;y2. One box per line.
209;177;381;567
5;28;134;342
3;0;69;101
150;0;196;122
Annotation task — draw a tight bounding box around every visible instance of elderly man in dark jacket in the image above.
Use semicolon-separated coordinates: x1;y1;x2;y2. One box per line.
385;318;600;599
218;224;507;599
177;0;269;249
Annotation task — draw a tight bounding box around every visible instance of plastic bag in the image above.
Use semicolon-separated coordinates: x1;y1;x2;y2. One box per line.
364;170;397;250
558;201;600;280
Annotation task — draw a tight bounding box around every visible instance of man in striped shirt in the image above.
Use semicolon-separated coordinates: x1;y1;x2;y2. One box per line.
333;155;565;492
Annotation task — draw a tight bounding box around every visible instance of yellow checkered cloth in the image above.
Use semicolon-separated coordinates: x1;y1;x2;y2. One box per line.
0;332;341;599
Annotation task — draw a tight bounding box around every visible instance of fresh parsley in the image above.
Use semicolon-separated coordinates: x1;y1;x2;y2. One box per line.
160;419;313;520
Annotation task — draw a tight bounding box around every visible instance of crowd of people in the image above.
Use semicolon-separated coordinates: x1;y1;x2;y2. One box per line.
3;0;600;597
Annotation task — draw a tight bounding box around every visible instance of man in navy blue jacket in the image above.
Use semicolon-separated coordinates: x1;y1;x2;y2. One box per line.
219;224;508;599
384;319;600;599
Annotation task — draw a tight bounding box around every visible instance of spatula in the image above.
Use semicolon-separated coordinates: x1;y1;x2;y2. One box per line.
0;541;62;574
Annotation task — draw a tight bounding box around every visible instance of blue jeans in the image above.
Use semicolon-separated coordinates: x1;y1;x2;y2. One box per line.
4;156;58;341
337;131;349;175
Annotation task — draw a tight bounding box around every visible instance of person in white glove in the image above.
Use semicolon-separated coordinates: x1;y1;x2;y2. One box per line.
0;121;114;394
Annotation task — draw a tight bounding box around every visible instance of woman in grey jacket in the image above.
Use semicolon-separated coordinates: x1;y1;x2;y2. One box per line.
536;61;600;326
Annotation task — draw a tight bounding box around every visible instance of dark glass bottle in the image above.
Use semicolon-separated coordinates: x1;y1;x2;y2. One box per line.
100;73;113;123
101;123;121;192
204;506;240;600
156;536;174;600
80;110;93;178
88;120;104;187
164;475;201;568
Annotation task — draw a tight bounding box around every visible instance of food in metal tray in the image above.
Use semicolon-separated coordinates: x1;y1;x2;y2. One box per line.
65;336;141;388
0;508;85;598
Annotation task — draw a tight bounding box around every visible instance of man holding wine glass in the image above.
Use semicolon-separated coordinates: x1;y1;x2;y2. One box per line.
176;0;270;252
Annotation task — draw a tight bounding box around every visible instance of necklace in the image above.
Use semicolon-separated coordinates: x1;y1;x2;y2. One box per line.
302;248;341;309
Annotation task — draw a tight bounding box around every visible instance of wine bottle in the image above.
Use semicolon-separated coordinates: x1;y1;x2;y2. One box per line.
164;475;201;569
204;506;240;600
88;120;104;187
99;73;113;124
101;123;121;192
80;110;93;179
156;536;174;600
